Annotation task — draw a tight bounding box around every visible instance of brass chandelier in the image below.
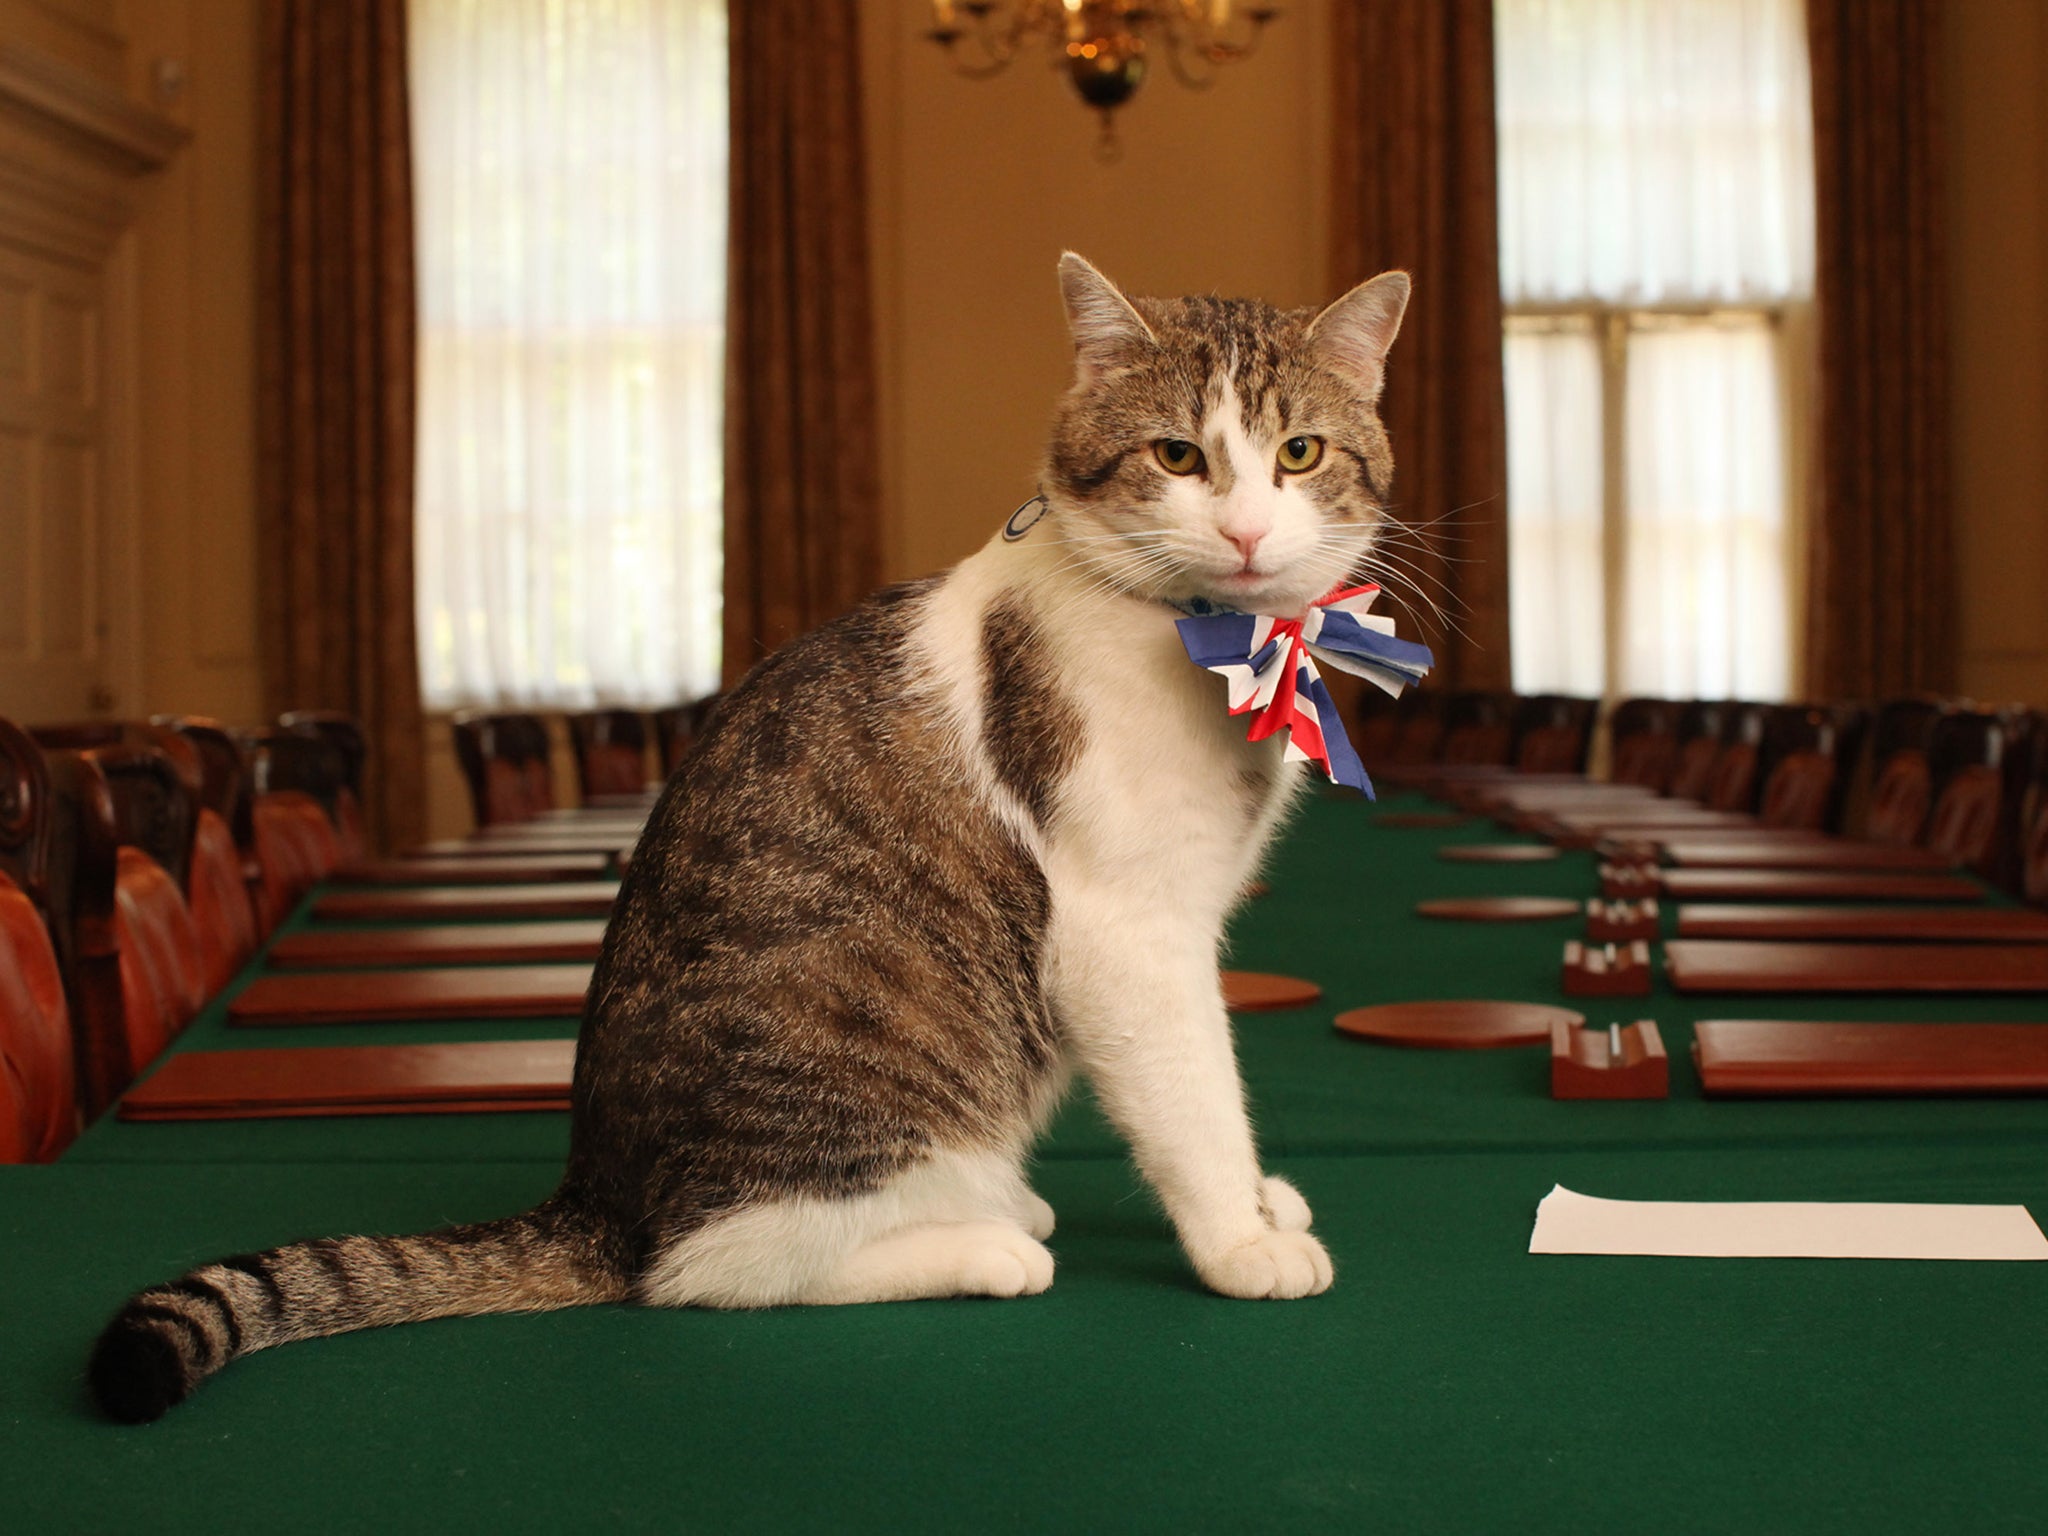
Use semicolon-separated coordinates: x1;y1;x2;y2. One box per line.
926;2;1282;158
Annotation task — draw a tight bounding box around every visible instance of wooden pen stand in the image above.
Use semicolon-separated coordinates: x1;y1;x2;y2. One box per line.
1562;939;1655;997
1599;862;1661;900
1551;1020;1670;1099
1586;898;1660;943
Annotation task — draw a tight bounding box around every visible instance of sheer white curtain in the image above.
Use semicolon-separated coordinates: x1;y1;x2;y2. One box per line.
1496;0;1815;700
1497;0;1815;306
411;0;727;710
1622;319;1791;697
1504;321;1605;696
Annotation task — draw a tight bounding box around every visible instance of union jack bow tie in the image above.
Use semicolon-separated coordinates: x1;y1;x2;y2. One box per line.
1174;583;1434;799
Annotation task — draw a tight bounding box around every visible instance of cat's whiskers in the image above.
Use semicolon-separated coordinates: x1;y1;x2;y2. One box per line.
1328;521;1469;608
1354;555;1474;647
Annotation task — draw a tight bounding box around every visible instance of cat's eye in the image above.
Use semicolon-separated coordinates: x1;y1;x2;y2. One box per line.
1154;439;1205;476
1277;436;1324;474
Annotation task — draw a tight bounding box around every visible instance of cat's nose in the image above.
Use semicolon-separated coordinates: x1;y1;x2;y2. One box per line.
1225;529;1267;568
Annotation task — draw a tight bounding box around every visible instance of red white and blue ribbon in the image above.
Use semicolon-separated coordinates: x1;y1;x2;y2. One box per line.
1174;583;1434;798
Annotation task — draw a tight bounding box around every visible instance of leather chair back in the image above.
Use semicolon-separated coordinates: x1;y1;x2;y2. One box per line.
569;710;651;800
23;742;128;1115
1758;750;1834;830
454;712;557;826
1511;696;1596;775
0;719;79;1160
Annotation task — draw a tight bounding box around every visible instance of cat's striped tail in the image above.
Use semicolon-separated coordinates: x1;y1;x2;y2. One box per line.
88;1196;629;1423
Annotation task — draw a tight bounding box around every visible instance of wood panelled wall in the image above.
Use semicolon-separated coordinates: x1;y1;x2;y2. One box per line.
0;0;262;726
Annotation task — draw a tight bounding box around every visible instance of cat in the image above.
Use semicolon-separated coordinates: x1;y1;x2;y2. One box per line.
88;253;1412;1422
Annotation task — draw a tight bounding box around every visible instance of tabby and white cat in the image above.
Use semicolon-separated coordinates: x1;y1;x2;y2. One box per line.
90;254;1412;1422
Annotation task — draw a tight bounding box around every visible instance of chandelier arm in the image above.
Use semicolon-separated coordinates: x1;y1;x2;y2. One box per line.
928;2;1035;80
1162;29;1220;91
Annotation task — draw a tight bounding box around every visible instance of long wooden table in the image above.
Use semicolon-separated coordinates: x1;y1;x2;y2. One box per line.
13;791;2048;1532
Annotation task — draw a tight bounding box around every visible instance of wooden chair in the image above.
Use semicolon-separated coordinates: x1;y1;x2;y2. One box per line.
1510;695;1597;775
279;711;370;863
2018;722;2048;906
0;718;81;1160
452;712;556;827
1860;697;1950;846
155;717;263;991
1923;707;2035;883
9;732;133;1118
1755;704;1868;831
1385;692;1445;769
1345;686;1402;777
1607;698;1682;792
1667;702;1731;801
568;710;652;801
243;726;349;931
31;727;210;1097
652;696;722;778
1702;702;1776;814
1439;692;1513;767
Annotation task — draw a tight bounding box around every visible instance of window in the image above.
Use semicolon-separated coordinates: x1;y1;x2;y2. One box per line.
1495;0;1815;700
410;0;727;710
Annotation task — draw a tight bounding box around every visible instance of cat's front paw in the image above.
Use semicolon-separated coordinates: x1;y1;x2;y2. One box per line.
1260;1175;1313;1233
1021;1189;1057;1241
1194;1230;1333;1300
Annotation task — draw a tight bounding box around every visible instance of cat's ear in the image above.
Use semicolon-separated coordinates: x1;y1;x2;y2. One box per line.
1307;270;1411;402
1058;252;1155;386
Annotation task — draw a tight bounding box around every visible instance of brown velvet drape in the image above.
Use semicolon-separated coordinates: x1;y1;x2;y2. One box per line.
256;0;425;852
721;0;883;687
1329;0;1512;692
1804;0;1954;699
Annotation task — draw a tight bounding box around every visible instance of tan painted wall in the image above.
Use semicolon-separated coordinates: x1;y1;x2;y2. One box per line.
861;0;1334;584
1947;0;2048;708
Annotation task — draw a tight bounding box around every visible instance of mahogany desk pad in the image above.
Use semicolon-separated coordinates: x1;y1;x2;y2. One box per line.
404;837;639;859
1373;811;1473;830
269;920;611;969
310;882;619;921
1657;869;1986;903
119;1039;577;1120
480;814;647;835
1693;1020;2048;1094
1438;844;1561;864
1665;940;2048;994
1677;904;2048;943
1548;808;1760;831
231;960;1292;1020
1415;897;1582;923
1658;840;1954;871
227;965;595;1025
333;854;614;885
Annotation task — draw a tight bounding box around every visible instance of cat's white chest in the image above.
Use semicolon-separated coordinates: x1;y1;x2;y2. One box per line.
1040;593;1301;917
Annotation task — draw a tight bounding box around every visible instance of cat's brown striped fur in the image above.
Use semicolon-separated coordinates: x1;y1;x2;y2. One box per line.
89;254;1413;1420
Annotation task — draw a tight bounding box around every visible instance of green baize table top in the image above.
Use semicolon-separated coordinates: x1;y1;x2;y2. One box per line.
10;793;2048;1532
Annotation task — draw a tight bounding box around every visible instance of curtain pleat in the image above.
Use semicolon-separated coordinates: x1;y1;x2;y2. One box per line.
721;0;882;685
1804;0;1954;699
257;0;424;853
1330;0;1512;692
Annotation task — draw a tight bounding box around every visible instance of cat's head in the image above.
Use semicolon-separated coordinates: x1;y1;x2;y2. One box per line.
1042;254;1409;618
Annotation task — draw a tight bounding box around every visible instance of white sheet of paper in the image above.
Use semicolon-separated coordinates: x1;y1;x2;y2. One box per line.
1529;1184;2048;1261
